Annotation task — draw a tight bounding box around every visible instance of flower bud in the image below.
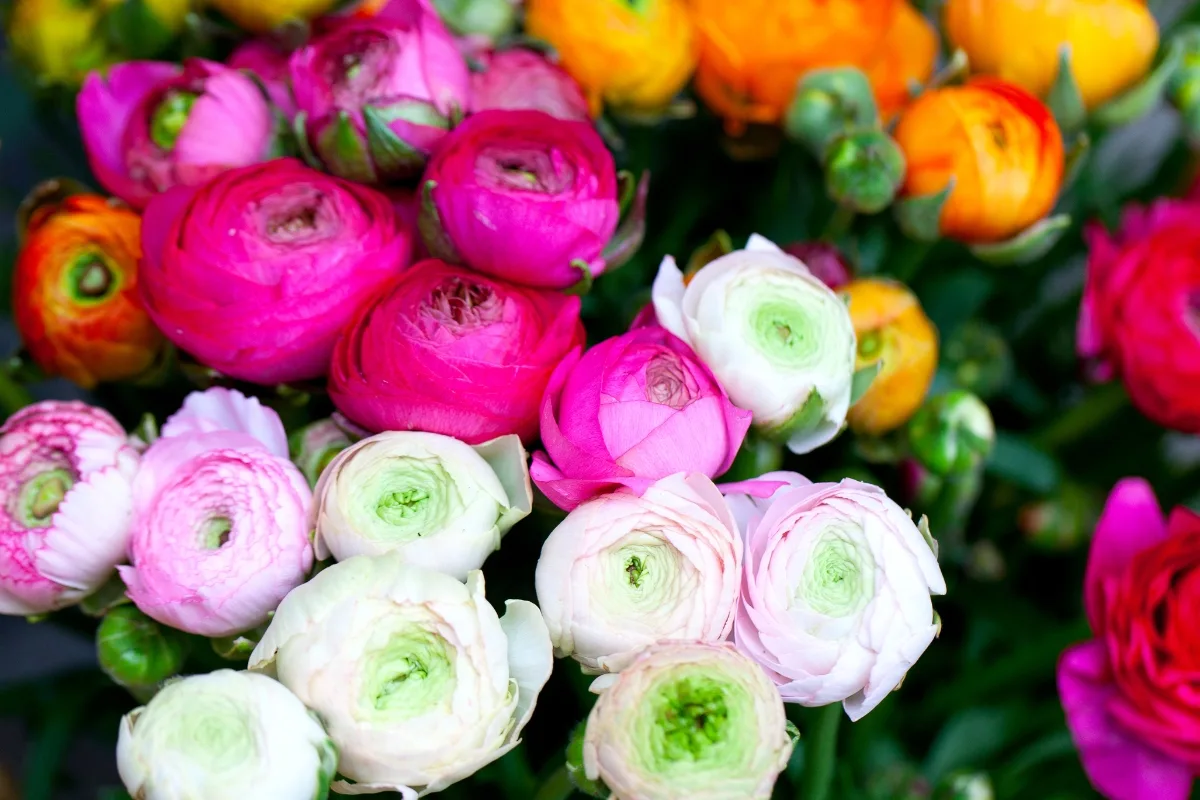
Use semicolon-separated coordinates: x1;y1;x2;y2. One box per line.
432;0;517;39
1019;482;1101;551
288;419;352;487
784;67;878;157
825;129;906;213
907;391;995;476
469;48;590;122
97;605;188;690
933;770;995;800
781;241;854;289
941;321;1013;399
8;0;114;87
844;278;938;435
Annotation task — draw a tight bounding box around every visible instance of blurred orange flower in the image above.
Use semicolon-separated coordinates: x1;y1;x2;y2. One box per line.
864;3;939;121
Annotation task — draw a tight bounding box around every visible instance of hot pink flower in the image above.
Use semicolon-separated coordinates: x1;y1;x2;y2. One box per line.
470;48;590;121
289;0;470;182
139;158;413;385
77;59;279;209
119;390;312;637
228;40;296;117
329;259;584;443
531;326;751;510
0;402;139;615
1058;479;1200;800
420;109;620;289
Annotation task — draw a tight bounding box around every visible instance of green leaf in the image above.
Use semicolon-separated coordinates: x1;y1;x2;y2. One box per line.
986;432;1061;493
922;707;1022;783
1047;47;1086;134
850;360;883;405
969;214;1071;266
1092;34;1185;127
894;182;952;243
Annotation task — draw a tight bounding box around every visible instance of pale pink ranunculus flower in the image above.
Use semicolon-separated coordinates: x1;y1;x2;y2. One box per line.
535;473;742;673
727;473;945;720
0;401;139;615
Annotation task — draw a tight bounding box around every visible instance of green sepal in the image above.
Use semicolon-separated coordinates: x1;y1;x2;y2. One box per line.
417;179;464;264
313;726;339;800
1061;132;1091;193
566;721;609;798
686;229;734;276
615;170;638;217
316;111;376;184
824;128;906;214
766;388;826;442
913;48;969;99
292;112;323;170
564;260;595;296
1047;47;1086;135
600;170;650;270
79;572;132;618
894;181;953;243
211;633;260;661
1093;35;1186;128
917;514;938;559
850;360;883;405
968;214;1071;266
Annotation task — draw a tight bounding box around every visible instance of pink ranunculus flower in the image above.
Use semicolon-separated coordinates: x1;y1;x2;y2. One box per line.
469;48;590;121
289;0;470;182
530;326;752;511
728;473;946;720
77;59;279;209
139;158;413;385
329;258;585;443
420;109;620;289
1058;479;1200;800
119;392;313;637
228;40;297;118
0;402;139;615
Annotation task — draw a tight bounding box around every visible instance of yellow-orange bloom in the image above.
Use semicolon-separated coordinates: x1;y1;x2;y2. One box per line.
863;3;939;121
205;0;339;33
689;0;907;132
944;0;1158;110
525;0;697;116
893;77;1064;243
96;0;191;33
8;0;114;86
843;279;938;435
13;195;166;389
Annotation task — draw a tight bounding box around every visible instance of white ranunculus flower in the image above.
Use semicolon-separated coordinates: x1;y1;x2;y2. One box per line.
312;432;532;580
583;641;794;800
116;669;337;800
535;473;742;674
248;553;553;797
727;474;946;720
652;233;857;454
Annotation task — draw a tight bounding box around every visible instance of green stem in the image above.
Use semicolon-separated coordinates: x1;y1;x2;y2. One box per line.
821;205;857;243
533;765;574;800
0;365;34;417
1031;382;1128;451
889;239;934;283
801;703;842;800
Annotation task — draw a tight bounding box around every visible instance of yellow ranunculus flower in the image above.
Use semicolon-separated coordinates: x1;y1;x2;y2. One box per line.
8;0;114;87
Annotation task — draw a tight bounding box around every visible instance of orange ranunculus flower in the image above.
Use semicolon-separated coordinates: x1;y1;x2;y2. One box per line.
893;77;1064;243
689;0;901;132
863;3;939;121
13;195;166;389
843;279;938;435
525;0;697;116
944;0;1158;110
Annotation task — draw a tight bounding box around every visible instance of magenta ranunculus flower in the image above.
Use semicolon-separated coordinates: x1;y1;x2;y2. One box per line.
0;402;139;615
77;59;280;209
228;40;296;118
420;109;620;289
289;0;470;183
139;158;413;385
329;258;585;444
530;326;752;511
469;48;590;122
119;389;313;637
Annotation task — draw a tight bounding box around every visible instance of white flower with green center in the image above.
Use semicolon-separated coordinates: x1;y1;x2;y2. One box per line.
248;553;553;796
652;233;857;454
728;474;946;720
313;432;532;580
582;641;794;800
116;669;337;800
535;473;742;674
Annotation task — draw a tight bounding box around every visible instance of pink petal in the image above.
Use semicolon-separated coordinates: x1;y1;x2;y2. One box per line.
173;66;274;169
161;388;289;458
1085;479;1168;633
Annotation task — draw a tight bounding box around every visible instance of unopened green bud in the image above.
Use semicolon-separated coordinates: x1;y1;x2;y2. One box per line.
824;129;906;214
784;67;879;157
289;418;353;487
432;0;517;39
933;770;994;800
907;391;995;476
97;606;188;691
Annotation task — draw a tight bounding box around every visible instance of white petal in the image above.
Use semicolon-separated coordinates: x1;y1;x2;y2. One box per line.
472;434;533;532
499;600;554;739
36;467;133;591
650;255;689;342
745;233;785;254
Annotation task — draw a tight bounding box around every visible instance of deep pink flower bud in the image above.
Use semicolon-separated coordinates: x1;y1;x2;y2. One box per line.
77;59;280;209
329;259;585;443
139;158;413;385
420;109;620;288
228;40;296;118
531;326;752;511
470;48;590;121
781;241;854;290
289;0;470;182
0;401;139;615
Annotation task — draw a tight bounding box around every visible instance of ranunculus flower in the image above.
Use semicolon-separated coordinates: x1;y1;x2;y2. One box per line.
330;259;584;443
117;670;337;800
728;473;946;719
228;39;296;117
470;48;590;121
862;2;938;121
119;389;313;637
13;192;166;389
139;158;412;385
535;474;742;673
780;241;853;289
208;0;339;33
289;0;470;182
530;326;751;510
313;431;531;579
1079;197;1200;433
583;641;794;800
653;234;857;454
0;402;139;615
78;58;279;209
249;554;553;796
8;0;115;88
1058;479;1200;800
524;0;697;115
420;109;619;289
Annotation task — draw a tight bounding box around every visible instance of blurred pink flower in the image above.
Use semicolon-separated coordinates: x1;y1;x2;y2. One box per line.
470;48;590;121
228;40;296;117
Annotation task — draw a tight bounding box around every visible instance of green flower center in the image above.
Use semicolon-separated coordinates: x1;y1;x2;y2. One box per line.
150;91;198;151
648;674;734;765
749;299;820;366
346;456;460;544
857;330;883;360
16;468;75;528
67;253;116;302
163;693;258;774
797;526;875;617
377;487;430;525
625;555;647;588
199;516;233;550
359;626;456;721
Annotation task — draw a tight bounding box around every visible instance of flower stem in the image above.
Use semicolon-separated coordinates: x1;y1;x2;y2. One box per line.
801;703;842;800
1031;382;1129;451
0;365;34;418
822;205;857;243
889;239;934;283
533;765;574;800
